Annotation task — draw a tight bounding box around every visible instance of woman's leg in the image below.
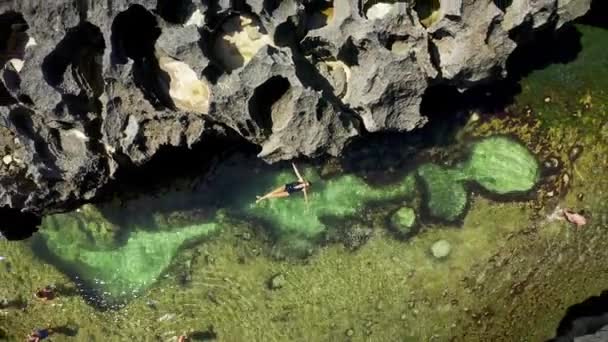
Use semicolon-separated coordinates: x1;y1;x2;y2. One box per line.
256;186;288;202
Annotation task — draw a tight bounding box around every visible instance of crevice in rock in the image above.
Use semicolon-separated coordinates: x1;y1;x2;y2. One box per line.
549;290;608;342
248;76;290;135
156;0;196;24
77;0;89;21
111;5;175;110
0;11;29;68
42;21;105;97
0;81;17;106
305;0;334;31
337;38;360;66
111;4;161;64
263;0;282;16
0;205;41;240
427;38;441;75
414;0;441;28
378;33;410;55
492;0;512;12
8;107;59;171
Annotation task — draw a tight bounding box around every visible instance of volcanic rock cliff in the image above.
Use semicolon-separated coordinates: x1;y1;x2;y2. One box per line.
0;0;591;236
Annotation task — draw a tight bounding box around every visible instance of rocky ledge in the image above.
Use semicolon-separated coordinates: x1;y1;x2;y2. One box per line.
0;0;591;236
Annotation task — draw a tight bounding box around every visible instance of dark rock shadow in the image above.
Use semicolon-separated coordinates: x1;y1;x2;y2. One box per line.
548;289;608;342
111;4;175;110
0;205;41;240
42;21;105;97
156;0;196;24
576;0;608;29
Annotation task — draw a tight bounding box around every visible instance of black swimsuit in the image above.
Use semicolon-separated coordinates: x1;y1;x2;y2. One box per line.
284;182;302;194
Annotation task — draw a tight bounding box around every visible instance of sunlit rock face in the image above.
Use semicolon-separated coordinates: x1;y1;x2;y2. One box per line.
158;56;211;114
0;0;592;230
213;15;275;72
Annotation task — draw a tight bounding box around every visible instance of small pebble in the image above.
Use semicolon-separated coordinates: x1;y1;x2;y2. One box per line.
544;96;551;103
268;273;286;290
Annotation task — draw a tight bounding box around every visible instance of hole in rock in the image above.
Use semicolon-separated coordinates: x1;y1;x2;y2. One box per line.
0;206;41;240
248;76;290;135
112;5;175;110
0;11;28;67
42;21;105;97
111;4;161;64
414;0;441;28
212;14;274;72
549;290;608;341
305;0;334;30
156;0;196;24
337;38;359;66
379;34;410;55
493;0;512;12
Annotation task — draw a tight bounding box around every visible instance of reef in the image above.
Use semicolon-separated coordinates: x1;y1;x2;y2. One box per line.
0;0;591;235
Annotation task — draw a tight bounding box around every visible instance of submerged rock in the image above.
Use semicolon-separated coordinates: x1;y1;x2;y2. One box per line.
391;207;417;235
464;137;540;194
417;164;468;221
0;0;591;235
268;273;286;290
431;239;452;259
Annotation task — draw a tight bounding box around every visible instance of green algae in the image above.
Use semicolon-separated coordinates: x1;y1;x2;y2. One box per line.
391;207;416;229
515;25;608;131
463;136;540;194
418;137;539;220
390;207;417;236
37;210;218;300
417;164;468;221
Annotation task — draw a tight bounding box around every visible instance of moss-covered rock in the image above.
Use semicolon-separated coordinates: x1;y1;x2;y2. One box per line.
42;204;119;250
417;164;468;221
391;207;416;235
464;137;540;194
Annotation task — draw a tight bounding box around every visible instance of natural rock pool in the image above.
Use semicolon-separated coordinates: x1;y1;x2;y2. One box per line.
1;22;608;342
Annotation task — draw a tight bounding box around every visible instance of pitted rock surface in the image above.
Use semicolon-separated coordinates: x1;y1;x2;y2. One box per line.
0;0;592;233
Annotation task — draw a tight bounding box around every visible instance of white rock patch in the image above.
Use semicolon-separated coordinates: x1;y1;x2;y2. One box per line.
366;3;398;20
214;15;274;71
184;9;205;27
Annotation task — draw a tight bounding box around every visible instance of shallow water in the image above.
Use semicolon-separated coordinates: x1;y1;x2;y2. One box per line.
1;24;608;341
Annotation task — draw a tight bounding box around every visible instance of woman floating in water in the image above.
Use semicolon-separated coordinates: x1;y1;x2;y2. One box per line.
256;163;311;204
